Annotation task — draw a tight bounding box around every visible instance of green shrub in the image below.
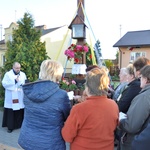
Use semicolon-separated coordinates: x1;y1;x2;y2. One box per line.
0;99;4;107
0;82;4;107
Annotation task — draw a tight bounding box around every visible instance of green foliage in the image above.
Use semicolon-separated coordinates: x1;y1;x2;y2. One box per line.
69;74;76;80
111;75;119;81
0;82;5;107
116;50;119;59
104;60;113;69
59;80;69;90
0;12;50;103
59;79;78;91
78;84;85;90
4;12;50;82
68;82;78;91
0;98;4;107
0;67;6;105
86;43;94;66
111;80;120;89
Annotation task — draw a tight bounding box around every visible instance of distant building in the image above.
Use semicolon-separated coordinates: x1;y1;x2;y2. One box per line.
0;22;77;73
113;30;150;68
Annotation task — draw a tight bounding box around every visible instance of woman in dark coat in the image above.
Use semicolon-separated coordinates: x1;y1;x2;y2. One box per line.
117;57;150;113
119;65;150;150
117;64;141;113
18;60;71;150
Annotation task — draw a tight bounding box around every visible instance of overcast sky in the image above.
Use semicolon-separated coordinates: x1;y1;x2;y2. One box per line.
1;0;150;59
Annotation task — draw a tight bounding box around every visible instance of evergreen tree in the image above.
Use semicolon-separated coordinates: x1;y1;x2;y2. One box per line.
4;12;49;81
104;59;113;70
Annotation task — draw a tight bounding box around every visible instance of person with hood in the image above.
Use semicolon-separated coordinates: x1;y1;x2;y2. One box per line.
18;60;71;150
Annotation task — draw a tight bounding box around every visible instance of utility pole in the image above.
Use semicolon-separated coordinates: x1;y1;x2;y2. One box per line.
77;0;84;21
68;0;86;80
77;0;85;45
120;24;122;38
69;0;86;64
0;24;2;40
15;10;17;22
76;0;86;64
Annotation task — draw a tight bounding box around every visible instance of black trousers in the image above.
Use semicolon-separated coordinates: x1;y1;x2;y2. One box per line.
2;108;24;130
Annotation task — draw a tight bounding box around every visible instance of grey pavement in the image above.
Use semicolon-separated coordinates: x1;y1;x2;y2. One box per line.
0;109;70;150
0;109;117;150
0;109;21;150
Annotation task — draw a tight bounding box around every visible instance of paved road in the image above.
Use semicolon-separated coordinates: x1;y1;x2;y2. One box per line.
0;109;117;150
0;109;70;150
0;109;21;150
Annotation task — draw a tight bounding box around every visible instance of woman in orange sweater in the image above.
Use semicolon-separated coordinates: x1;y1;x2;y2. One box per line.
62;67;119;150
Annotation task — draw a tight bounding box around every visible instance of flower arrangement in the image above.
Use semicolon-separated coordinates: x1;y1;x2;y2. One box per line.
59;78;78;91
68;80;78;91
64;43;89;63
59;79;70;90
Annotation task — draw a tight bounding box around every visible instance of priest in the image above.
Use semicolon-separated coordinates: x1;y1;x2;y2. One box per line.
2;62;27;133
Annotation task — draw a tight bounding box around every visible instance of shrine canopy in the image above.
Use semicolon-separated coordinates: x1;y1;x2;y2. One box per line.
59;1;104;76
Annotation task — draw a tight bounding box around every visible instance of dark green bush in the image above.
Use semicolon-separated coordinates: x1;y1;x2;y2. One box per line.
0;67;5;107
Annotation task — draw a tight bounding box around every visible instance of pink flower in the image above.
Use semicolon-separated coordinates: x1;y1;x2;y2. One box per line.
76;45;83;52
64;49;74;58
83;46;88;52
63;79;69;85
64;43;89;62
71;80;76;84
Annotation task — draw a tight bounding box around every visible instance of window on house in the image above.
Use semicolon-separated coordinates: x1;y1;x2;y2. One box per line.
130;52;146;62
1;54;5;66
9;34;13;41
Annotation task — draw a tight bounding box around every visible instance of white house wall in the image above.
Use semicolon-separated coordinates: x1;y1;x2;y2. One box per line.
40;25;77;73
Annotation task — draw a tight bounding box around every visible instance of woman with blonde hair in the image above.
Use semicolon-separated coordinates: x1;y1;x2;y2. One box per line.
62;67;119;150
18;60;71;150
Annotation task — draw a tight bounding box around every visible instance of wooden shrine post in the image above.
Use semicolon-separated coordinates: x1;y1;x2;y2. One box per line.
69;0;86;64
77;0;86;64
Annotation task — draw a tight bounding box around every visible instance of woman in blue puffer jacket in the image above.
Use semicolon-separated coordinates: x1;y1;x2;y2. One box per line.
18;60;71;150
